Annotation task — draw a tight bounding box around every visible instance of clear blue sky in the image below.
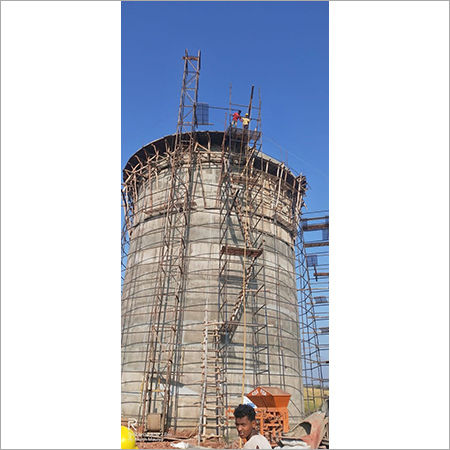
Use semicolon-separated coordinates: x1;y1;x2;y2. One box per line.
122;1;329;211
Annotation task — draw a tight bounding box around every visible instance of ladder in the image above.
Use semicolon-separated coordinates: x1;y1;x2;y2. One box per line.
138;50;201;435
198;318;225;443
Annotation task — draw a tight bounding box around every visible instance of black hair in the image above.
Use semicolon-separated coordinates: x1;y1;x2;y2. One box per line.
233;404;256;421
238;110;241;113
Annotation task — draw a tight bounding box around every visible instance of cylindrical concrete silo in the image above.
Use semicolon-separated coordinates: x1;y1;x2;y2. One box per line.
121;130;307;437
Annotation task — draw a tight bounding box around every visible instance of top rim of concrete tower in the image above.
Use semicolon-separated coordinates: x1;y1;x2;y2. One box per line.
123;130;304;190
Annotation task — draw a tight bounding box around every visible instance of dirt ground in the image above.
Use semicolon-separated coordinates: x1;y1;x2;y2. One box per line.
138;441;180;449
137;437;237;449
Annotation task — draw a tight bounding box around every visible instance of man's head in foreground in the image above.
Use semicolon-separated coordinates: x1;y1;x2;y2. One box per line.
234;404;257;441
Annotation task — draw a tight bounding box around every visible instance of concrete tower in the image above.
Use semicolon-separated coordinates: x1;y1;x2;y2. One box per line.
121;130;307;438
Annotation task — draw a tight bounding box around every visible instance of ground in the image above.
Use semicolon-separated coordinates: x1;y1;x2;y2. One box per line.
137;437;236;449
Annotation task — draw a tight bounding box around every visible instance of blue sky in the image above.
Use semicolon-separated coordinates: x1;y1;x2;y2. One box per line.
122;1;329;211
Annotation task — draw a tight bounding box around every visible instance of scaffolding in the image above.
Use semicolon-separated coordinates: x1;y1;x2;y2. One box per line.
296;211;329;413
121;50;310;443
121;136;308;440
122;50;201;435
198;86;268;442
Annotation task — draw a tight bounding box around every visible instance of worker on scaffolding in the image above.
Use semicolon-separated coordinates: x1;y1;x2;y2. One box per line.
231;110;242;127
242;113;250;130
234;404;272;449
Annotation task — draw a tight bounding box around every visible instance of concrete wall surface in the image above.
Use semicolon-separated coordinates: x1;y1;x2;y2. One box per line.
121;132;306;434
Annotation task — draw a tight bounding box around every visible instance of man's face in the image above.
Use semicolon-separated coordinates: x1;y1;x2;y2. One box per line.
235;416;255;441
